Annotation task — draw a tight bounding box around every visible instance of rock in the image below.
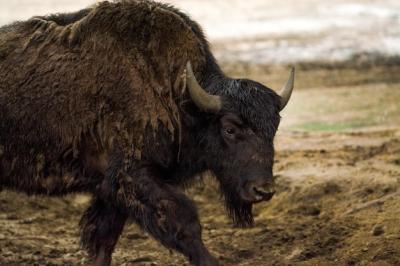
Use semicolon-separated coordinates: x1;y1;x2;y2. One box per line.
237;249;254;259
286;247;303;261
20;217;35;224
372;224;385;236
6;214;19;220
130;256;154;263
126;232;148;240
289;205;321;216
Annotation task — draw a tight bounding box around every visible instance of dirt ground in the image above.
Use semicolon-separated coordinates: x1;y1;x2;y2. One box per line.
1;62;400;266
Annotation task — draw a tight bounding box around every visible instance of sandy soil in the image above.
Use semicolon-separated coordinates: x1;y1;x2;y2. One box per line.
1;65;400;265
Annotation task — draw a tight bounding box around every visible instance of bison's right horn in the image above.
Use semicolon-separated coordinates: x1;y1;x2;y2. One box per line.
279;67;295;110
186;61;222;113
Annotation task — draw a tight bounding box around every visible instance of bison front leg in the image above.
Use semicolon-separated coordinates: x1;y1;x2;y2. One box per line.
116;169;219;266
80;197;127;266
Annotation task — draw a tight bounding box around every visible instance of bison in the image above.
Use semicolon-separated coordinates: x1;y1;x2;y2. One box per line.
0;1;295;265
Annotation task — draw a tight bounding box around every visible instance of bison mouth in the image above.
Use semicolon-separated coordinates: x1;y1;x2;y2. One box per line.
240;182;276;203
252;187;275;202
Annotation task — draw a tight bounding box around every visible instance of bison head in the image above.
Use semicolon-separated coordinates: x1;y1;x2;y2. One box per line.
185;62;294;227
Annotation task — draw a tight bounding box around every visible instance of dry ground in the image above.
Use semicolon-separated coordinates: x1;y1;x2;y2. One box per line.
1;62;400;265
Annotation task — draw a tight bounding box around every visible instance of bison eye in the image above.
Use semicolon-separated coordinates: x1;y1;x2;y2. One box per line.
222;127;237;140
225;128;235;135
220;114;243;141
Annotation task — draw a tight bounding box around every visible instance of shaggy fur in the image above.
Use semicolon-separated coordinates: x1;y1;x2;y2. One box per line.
0;1;282;265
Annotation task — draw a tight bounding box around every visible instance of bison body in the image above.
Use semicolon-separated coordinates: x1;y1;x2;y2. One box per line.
0;1;294;265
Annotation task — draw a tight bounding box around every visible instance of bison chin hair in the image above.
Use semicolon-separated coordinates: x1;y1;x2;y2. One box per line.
219;184;254;227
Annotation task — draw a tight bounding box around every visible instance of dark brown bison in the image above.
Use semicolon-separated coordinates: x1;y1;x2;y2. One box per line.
0;0;294;265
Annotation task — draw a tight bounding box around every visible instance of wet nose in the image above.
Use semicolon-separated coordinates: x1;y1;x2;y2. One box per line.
249;180;276;201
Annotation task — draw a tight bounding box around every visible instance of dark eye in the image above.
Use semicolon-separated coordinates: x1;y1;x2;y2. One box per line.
225;128;235;135
223;127;237;141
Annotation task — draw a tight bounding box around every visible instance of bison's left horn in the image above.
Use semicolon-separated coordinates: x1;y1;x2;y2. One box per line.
186;61;222;113
279;67;295;110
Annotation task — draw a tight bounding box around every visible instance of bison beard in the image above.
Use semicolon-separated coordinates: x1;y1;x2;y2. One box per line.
0;0;294;265
221;183;254;227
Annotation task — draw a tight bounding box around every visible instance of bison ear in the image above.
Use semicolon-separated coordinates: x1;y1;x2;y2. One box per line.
279;67;295;111
186;61;222;113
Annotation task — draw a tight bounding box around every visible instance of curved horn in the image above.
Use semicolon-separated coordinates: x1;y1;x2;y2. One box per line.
279;67;295;110
186;61;222;113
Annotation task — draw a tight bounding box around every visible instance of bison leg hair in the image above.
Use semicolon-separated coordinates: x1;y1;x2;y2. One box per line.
115;169;219;266
79;197;128;266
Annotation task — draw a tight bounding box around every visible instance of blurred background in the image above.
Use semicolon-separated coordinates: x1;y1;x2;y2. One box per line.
1;1;399;266
2;0;400;63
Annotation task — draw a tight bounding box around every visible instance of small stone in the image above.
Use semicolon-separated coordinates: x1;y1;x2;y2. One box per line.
286;248;303;261
20;217;35;224
237;249;254;259
130;256;153;263
372;224;385;236
126;232;147;240
80;258;87;265
6;214;18;220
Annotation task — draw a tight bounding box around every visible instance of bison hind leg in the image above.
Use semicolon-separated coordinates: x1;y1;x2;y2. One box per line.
80;197;127;266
